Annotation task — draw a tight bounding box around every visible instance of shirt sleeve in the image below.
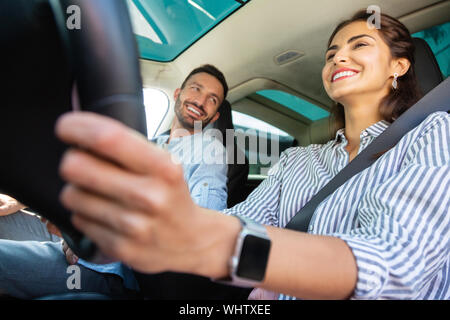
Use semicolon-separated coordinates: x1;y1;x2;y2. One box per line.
186;137;228;211
223;148;292;226
333;113;450;299
188;161;228;211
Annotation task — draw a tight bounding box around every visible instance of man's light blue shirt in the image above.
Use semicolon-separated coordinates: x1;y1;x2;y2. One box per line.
78;130;228;290
154;131;228;211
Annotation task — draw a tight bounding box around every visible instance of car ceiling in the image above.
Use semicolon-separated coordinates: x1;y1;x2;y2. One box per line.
139;0;450;141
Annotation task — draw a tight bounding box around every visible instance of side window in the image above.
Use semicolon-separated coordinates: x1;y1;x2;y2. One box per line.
143;88;170;138
413;22;450;78
232;111;294;176
256;90;330;121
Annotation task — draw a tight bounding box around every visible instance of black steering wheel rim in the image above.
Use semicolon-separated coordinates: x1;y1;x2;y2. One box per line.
0;0;146;260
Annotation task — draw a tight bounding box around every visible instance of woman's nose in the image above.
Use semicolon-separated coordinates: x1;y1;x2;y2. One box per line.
333;50;348;65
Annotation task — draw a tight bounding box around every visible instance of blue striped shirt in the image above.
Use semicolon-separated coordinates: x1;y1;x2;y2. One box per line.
224;111;449;300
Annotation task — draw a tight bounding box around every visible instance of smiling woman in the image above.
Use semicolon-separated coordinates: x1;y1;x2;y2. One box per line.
325;11;422;136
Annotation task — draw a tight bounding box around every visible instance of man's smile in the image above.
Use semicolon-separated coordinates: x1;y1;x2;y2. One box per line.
185;103;204;119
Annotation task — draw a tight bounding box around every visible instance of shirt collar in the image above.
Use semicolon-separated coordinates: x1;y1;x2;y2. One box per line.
152;133;169;145
365;120;390;137
153;130;205;146
334;119;390;143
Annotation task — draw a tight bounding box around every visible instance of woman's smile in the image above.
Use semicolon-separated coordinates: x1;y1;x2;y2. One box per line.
331;68;360;82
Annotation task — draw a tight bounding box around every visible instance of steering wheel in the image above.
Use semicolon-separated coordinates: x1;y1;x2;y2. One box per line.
0;0;146;260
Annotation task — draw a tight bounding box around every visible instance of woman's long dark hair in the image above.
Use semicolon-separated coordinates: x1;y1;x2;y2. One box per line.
328;10;423;134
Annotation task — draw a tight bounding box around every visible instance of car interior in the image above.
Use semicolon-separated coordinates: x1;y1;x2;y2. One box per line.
135;0;449;194
0;0;449;300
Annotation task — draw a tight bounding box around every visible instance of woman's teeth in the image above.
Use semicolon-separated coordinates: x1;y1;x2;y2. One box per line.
333;71;357;82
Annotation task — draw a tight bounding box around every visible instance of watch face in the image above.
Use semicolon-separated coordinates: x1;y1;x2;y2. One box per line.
236;234;271;281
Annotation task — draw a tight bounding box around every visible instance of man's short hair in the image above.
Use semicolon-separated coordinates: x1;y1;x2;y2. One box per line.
181;64;228;100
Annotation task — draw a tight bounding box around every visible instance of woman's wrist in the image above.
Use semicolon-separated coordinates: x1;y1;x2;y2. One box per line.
190;209;241;279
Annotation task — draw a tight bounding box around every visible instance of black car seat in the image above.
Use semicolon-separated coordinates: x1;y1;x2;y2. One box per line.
212;100;249;208
413;37;444;94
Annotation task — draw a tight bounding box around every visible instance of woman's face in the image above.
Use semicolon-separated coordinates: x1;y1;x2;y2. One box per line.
322;21;396;105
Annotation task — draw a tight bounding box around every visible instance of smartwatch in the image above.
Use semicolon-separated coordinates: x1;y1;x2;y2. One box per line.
215;215;272;287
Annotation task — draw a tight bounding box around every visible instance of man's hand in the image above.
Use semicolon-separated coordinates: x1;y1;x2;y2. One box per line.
62;240;79;265
55;112;238;277
39;218;76;265
0;194;25;216
39;217;63;238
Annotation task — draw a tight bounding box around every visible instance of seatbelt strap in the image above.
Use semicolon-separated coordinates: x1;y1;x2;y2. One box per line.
285;77;450;232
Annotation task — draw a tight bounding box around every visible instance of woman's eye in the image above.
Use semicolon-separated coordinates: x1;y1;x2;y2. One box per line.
354;42;367;49
326;53;335;61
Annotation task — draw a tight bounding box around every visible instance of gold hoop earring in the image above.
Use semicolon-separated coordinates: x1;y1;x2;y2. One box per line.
392;73;399;90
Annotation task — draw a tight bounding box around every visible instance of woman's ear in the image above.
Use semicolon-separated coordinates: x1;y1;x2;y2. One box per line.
393;57;411;77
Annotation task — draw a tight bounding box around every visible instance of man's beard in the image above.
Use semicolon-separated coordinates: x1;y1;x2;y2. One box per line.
174;98;214;130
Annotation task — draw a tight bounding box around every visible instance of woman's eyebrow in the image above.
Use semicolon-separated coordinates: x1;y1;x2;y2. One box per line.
327;34;376;52
326;45;338;53
348;34;375;43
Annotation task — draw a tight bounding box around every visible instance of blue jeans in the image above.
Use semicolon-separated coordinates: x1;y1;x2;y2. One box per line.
0;239;129;299
0;212;130;299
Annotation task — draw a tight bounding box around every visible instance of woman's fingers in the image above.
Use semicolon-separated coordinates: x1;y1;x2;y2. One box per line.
71;213;142;266
55;112;178;178
61;184;154;241
60;148;173;212
57;112;186;213
55;111;200;274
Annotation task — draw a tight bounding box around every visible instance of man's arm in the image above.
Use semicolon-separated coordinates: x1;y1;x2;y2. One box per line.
186;137;228;211
188;163;228;211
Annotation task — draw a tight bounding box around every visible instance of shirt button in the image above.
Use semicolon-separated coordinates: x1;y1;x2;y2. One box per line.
309;225;314;231
362;131;368;137
203;183;208;187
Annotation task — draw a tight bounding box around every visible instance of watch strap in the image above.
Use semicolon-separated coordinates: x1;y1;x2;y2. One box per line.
213;215;271;288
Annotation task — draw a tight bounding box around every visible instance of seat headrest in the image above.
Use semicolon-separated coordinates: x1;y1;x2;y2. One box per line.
214;99;233;133
413;37;444;95
208;99;234;145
